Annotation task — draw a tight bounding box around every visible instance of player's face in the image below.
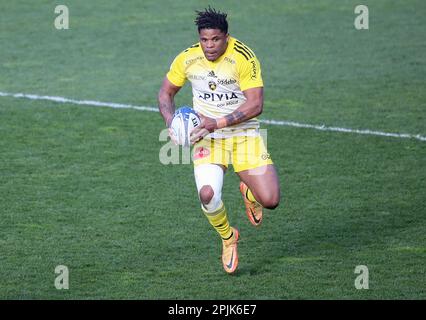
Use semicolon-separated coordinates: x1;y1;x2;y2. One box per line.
199;29;229;61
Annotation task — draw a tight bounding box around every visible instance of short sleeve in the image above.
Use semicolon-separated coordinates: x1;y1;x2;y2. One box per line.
238;55;263;92
166;53;186;87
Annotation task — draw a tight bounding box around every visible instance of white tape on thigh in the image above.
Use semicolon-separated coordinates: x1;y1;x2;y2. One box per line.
194;164;224;212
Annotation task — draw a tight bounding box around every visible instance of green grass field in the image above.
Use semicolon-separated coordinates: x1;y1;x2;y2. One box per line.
0;0;425;299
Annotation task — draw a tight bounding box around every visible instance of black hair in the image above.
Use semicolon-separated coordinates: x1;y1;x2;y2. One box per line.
194;6;228;34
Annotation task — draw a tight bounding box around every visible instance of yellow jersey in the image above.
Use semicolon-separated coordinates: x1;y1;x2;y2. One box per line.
166;36;263;138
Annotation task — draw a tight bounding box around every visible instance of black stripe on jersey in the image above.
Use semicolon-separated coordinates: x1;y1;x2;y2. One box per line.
235;40;255;57
184;44;200;52
235;43;254;59
234;46;250;60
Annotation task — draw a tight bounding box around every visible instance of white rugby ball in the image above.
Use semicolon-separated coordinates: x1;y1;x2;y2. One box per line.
170;106;201;147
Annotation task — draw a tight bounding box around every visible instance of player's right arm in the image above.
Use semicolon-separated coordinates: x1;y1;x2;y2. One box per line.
158;77;182;127
158;52;187;127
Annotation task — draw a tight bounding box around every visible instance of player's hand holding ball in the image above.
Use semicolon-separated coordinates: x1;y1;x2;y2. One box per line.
190;114;218;145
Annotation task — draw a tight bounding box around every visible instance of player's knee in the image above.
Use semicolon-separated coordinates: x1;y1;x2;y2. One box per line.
260;193;280;210
199;185;215;205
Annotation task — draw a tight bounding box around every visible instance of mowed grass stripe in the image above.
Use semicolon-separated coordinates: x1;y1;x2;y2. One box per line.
0;98;425;299
1;91;425;142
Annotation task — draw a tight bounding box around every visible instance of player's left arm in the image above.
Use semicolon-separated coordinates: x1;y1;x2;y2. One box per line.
190;87;263;144
217;87;263;128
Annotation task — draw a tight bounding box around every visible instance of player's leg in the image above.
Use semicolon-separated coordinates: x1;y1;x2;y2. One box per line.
238;164;280;209
194;164;239;273
193;139;230;237
233;135;280;226
193;138;241;273
194;163;230;239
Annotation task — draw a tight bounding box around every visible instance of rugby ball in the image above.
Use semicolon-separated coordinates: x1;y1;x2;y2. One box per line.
170;106;201;147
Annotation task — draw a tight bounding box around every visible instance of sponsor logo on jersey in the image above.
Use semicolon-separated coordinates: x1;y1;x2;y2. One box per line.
188;74;206;81
198;92;238;102
207;70;217;78
261;152;271;160
224;57;236;64
185;56;203;65
250;60;258;80
193;147;210;160
217;78;237;86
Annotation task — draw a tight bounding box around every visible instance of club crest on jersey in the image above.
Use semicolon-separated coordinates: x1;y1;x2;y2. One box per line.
198;92;238;102
208;81;217;91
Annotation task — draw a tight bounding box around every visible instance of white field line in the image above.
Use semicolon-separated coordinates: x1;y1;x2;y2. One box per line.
260;119;426;141
1;91;425;142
